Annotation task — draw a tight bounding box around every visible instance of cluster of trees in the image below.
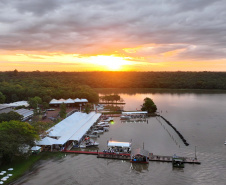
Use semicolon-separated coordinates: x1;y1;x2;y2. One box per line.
0;71;99;104
0;120;39;163
0;111;23;122
141;97;157;113
99;94;123;103
59;103;66;118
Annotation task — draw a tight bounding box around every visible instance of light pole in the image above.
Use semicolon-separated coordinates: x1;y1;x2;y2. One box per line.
195;146;197;160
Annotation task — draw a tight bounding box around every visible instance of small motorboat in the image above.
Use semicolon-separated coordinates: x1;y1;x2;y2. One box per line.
93;128;104;134
95;125;109;132
84;138;99;147
120;115;131;120
224;140;226;145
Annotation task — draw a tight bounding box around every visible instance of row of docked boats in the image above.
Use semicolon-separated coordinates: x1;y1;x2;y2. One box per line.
77;117;113;148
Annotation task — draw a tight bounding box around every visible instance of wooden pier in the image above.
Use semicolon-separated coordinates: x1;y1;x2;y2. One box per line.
64;150;201;164
97;152;131;160
149;154;201;164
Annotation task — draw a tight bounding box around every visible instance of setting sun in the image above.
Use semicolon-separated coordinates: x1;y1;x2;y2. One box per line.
88;55;131;71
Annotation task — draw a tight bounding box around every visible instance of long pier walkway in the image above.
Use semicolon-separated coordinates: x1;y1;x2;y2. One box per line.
64;150;201;164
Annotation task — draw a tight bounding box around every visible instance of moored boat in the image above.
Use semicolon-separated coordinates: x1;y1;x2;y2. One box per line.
172;155;184;168
130;148;149;164
120;115;131;120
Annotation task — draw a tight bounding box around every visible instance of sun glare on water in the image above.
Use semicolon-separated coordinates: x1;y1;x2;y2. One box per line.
89;55;130;71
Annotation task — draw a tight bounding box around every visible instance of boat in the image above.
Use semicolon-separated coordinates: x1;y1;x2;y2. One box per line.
130;148;149;164
224;140;226;145
120;115;131;120
84;137;99;147
93;128;104;134
107;140;131;153
79;144;86;148
85;140;99;147
172;155;184;168
95;125;109;131
86;132;99;138
97;122;110;127
79;137;99;148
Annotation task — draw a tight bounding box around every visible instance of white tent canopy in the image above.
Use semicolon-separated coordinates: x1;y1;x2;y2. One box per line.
39;112;101;146
37;137;57;145
2;101;29;107
108;141;131;148
49;98;88;104
122;111;148;115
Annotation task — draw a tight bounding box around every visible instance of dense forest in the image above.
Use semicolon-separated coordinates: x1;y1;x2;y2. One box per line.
0;71;226;103
0;71;99;103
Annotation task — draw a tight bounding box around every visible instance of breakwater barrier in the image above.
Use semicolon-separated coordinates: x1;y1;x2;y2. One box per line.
156;115;189;146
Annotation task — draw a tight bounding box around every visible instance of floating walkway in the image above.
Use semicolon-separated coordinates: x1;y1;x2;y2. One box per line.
149;154;201;164
63;150;201;164
121;119;147;123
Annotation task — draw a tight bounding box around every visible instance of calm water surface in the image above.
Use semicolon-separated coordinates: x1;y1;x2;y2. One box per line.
14;90;226;185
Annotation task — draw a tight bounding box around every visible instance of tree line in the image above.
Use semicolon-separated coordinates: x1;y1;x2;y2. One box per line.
0;71;99;104
1;71;226;92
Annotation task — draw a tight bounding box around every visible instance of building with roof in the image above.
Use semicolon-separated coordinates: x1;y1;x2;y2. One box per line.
14;108;34;121
0;104;13;114
36;111;101;151
0;101;29;114
49;98;88;107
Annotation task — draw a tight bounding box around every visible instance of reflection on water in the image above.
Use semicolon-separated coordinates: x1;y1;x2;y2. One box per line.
15;90;226;185
130;163;149;173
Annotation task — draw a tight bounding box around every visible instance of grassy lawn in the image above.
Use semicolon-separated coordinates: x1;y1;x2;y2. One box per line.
0;152;64;184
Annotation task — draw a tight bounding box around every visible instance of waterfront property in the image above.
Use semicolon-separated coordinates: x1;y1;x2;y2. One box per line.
131;148;149;163
49;98;88;107
36;112;101;151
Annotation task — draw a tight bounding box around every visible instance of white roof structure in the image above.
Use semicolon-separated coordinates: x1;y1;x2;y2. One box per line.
14;108;34;121
122;111;148;115
49;98;88;104
108;141;131;148
37;137;57;145
49;99;60;104
74;98;88;103
64;98;74;104
37;112;101;146
2;101;29;107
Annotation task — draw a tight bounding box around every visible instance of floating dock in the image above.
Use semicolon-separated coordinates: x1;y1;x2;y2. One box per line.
149;154;201;164
64;150;201;164
121;119;147;123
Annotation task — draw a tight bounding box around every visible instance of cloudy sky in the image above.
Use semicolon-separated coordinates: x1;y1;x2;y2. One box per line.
1;0;226;71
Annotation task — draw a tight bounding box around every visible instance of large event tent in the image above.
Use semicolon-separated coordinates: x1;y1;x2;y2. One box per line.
49;98;88;105
37;112;101;148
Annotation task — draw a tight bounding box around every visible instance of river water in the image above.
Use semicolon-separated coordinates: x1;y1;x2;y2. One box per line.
14;90;226;185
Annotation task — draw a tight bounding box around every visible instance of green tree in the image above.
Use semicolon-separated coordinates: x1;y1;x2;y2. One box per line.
31;121;52;137
0;92;6;103
84;103;92;114
141;97;157;113
28;96;42;109
0;120;39;163
59;103;66;118
0;111;23;123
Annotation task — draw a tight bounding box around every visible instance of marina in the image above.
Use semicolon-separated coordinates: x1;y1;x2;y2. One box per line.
63;150;201;164
12;91;226;185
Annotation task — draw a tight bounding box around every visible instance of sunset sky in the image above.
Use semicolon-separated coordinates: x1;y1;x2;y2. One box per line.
1;0;226;71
